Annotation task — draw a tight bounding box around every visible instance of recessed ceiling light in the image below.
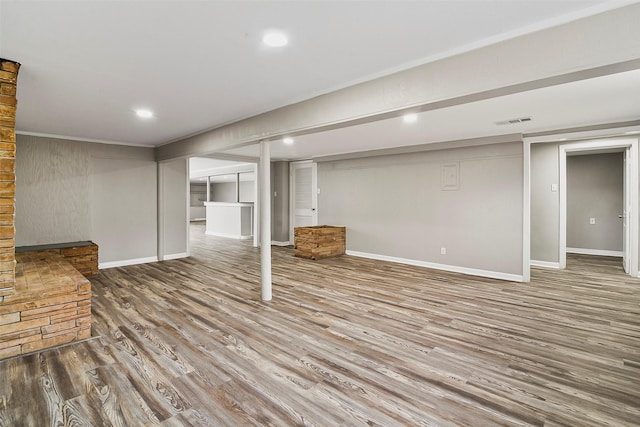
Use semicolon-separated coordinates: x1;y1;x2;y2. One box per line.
263;30;288;47
403;113;418;123
283;137;294;144
135;109;153;119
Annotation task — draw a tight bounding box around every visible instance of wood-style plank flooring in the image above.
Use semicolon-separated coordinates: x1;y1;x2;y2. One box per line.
1;222;639;426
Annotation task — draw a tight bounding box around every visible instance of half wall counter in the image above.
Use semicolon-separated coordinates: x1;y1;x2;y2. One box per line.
204;202;254;240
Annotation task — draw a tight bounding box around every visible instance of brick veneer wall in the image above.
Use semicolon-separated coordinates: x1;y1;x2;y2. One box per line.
0;252;92;359
0;59;19;295
0;58;92;359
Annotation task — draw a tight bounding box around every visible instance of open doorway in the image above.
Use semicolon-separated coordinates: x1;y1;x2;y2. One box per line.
559;138;638;276
188;157;259;249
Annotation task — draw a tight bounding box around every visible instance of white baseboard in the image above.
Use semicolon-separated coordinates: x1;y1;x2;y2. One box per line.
530;260;560;269
346;250;523;282
205;231;253;240
566;247;623;257
99;256;158;269
162;252;189;261
271;241;291;246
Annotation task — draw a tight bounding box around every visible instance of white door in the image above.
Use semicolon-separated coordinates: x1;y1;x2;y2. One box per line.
623;148;631;273
290;161;317;240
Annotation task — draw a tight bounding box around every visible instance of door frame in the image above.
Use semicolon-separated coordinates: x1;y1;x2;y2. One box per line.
289;160;318;244
559;138;638;276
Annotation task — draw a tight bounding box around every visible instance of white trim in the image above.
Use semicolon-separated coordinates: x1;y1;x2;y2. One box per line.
205;231;253;240
271;241;291;246
530;260;560;269
289;161;318;241
190;163;255;180
16;130;155;148
346;250;523;282
157;162;165;261
203;202;254;207
559;138;638;276
253;163;259;248
566;248;623;257
559;145;567;269
163;252;189;261
99;256;159;269
523;138;531;282
185;159;191;258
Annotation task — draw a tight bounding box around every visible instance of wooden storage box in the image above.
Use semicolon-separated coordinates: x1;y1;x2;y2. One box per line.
294;225;346;260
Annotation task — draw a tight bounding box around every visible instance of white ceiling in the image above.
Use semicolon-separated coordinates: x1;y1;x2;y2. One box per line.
0;0;627;148
223;68;640;160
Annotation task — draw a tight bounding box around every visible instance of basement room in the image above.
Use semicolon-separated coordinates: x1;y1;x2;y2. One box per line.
0;1;639;425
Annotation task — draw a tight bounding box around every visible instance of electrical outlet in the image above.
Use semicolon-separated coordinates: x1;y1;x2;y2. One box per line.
590;217;596;225
440;247;446;255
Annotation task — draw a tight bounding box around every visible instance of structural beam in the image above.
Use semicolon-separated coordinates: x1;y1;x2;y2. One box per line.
259;141;272;301
156;4;640;162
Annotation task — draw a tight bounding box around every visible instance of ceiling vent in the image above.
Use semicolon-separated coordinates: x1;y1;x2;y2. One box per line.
495;116;532;126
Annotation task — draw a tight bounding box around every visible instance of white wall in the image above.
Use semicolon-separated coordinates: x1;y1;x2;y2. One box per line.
16;135;158;264
317;141;524;278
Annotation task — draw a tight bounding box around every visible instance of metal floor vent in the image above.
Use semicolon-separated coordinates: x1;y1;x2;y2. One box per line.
495;116;532;126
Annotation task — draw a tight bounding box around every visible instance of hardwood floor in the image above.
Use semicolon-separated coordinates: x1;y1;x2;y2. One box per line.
1;223;639;426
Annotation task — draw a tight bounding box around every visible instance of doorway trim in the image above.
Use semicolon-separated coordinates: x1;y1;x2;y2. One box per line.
289;160;318;244
559;138;638;276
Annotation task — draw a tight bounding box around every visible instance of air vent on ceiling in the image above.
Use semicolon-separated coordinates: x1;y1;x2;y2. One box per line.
495;116;532;126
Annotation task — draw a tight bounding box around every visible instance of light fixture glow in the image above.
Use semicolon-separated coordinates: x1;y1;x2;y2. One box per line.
135;109;153;119
403;113;418;123
263;30;288;47
283;137;294;145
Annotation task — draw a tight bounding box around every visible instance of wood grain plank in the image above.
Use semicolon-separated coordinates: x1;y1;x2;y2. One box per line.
0;223;638;426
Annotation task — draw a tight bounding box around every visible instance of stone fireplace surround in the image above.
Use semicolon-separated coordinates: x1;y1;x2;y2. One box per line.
0;58;92;359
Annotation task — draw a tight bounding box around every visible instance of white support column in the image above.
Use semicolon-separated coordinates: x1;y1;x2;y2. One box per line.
236;172;240;203
206;176;211;202
259;141;272;301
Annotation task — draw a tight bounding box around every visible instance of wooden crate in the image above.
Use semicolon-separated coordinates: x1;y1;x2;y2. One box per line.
294;226;346;260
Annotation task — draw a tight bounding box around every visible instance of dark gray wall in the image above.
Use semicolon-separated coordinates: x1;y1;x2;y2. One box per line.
160;158;188;256
531;140;637;264
190;183;206;206
211;181;255;203
317;141;523;276
567;152;623;251
211;182;236;202
271;161;290;242
530;143;560;262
